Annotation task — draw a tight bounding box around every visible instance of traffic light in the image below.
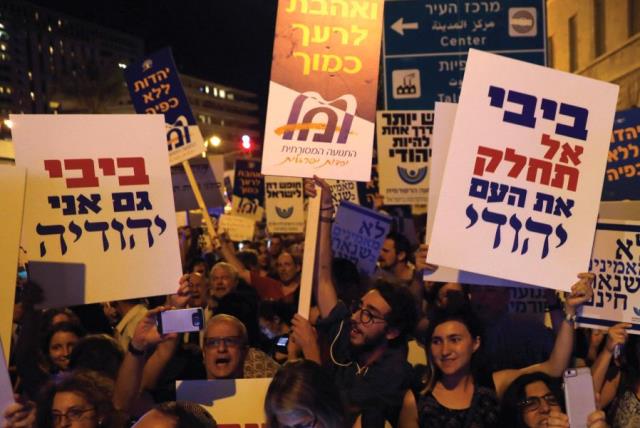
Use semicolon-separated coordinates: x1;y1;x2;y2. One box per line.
241;134;252;151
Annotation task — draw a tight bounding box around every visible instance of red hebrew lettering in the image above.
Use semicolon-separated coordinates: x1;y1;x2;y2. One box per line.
64;159;99;188
98;158;116;176
44;159;63;178
116;157;150;186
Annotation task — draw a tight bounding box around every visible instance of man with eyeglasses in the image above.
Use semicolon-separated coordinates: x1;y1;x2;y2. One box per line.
306;177;418;428
202;314;249;379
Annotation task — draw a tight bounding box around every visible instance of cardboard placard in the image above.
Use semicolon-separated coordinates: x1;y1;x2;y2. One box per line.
428;50;619;291
176;378;270;425
376;111;432;205
218;215;256;242
602;108;640;201
261;0;383;181
171;158;225;211
124;47;204;165
326;179;359;214
12;115;182;305
265;176;305;234
0;166;25;361
577;220;640;333
232;159;265;221
332;201;392;276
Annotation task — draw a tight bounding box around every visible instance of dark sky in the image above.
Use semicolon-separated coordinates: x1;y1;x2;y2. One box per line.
29;0;278;102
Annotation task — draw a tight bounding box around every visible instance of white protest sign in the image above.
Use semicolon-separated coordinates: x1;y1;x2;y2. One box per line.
176;378;270;425
425;102;533;288
428;49;619;292
218;214;256;242
12;115;181;305
326;179;359;214
376;111;432;205
265;176;305;234
0;166;25;361
576;220;640;333
332;201;392;276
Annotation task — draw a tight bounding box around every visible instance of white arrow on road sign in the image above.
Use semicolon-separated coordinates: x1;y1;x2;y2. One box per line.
391;17;419;36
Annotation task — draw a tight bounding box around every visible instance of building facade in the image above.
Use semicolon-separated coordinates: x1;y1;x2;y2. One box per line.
547;0;640;110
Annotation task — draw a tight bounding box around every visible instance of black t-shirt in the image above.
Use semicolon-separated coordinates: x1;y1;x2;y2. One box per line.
317;301;413;428
418;386;500;428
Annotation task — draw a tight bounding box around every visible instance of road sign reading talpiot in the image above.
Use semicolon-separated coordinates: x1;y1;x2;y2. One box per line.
261;0;384;181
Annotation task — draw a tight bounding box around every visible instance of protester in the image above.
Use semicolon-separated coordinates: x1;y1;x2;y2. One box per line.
499;372;607;428
265;360;346;428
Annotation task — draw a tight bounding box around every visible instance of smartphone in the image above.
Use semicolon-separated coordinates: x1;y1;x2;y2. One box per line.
156;308;204;335
563;367;596;428
275;335;289;354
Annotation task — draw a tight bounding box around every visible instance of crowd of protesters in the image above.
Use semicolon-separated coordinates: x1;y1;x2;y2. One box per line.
3;176;637;428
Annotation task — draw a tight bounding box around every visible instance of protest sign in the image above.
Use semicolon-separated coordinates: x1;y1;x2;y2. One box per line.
176;378;270;426
265;176;305;234
357;164;380;209
376;111;433;205
261;0;384;181
12;115;181;305
232;159;265;221
326;179;359;214
171;158;225;211
124;47;203;166
218;215;256;242
0;166;25;361
425;102;533;287
576;220;640;333
332;201;392;276
508;286;548;323
428;49;619;291
603;108;640;201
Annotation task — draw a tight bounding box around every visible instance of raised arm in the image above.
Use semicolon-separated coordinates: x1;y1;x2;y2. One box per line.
493;272;594;399
591;322;630;408
306;176;338;318
216;234;251;284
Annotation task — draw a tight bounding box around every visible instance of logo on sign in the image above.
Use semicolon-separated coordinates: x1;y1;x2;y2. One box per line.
509;8;537;37
142;59;153;71
397;166;427;185
166;116;191;151
278;92;356;144
275;206;294;219
634;307;640;317
392;69;421;99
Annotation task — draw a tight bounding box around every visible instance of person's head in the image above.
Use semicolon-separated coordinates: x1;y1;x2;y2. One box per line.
208;262;239;301
265;360;345;428
203;314;249;379
258;300;292;339
237;249;260;271
188;258;209;278
332;258;362;307
470;285;511;322
69;334;124;380
43;322;86;372
499;372;564;428
268;236;283;257
36;370;116;428
378;232;411;271
424;307;482;385
430;282;470;309
349;280;417;350
42;308;81;330
276;252;301;285
132;401;217;428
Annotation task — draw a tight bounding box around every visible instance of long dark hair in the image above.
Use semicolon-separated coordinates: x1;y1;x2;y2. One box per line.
422;306;483;394
498;372;564;427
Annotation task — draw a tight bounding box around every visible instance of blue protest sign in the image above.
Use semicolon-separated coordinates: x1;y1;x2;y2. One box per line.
124;47;204;165
602;108;640;201
232;159;265;221
332;201;392;276
382;0;546;110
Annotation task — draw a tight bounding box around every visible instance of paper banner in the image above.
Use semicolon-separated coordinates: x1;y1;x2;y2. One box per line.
265;176;305;234
218;215;256;242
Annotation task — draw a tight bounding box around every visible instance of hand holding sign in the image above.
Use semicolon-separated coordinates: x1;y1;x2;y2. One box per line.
564;272;595;316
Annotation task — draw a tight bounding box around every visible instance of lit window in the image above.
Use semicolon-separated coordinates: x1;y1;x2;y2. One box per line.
49;46;54;55
30;91;35;100
219;89;225;98
213;87;218;96
58;19;62;27
0;23;4;29
0;44;6;51
35;12;39;21
205;85;210;94
118;62;127;69
6;87;11;94
28;71;32;79
0;87;4;94
47;25;52;32
227;93;234;100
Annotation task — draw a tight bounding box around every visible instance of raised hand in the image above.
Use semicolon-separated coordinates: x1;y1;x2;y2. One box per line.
130;306;177;352
564;272;595;316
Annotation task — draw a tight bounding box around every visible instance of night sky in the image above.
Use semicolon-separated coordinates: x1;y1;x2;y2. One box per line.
29;0;278;104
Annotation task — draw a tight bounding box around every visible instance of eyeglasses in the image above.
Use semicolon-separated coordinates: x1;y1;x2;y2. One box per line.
350;301;387;325
518;394;559;412
52;407;95;426
204;336;244;349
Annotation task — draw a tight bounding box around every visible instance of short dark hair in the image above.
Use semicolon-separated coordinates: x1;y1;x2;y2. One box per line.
385;231;412;260
237;249;259;270
155;401;217;428
498;372;564;428
69;334;124;380
372;280;417;341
